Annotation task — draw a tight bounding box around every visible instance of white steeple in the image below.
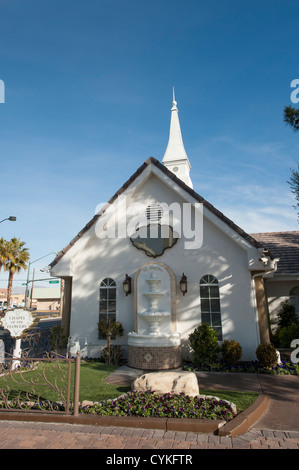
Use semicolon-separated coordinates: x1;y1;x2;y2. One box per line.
162;89;193;188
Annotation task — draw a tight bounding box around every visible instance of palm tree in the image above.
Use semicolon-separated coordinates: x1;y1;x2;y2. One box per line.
1;238;29;308
0;238;11;303
0;237;9;271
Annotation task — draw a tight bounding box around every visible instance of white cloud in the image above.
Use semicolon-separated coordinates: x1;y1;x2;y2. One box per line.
223;208;297;233
199;180;298;233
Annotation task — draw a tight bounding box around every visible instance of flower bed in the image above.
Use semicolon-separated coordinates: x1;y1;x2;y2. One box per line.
184;360;299;375
0;391;236;421
79;390;235;421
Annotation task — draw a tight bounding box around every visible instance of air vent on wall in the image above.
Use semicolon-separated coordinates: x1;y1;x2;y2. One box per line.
146;203;164;222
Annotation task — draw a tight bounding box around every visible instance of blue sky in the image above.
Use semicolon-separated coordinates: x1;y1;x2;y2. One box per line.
0;0;298;289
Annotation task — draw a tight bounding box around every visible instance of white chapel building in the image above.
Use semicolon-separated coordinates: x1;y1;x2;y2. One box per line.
49;95;298;368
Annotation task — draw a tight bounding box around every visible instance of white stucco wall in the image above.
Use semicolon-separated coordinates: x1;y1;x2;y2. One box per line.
52;169;264;361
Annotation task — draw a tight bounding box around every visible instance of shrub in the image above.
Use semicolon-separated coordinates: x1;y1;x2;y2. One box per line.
276;301;299;329
221;339;242;365
256;343;277;368
189;324;220;365
97;320;124;339
271;301;299;348
277;324;299;349
97;320;124;365
100;345;123;365
49;325;68;352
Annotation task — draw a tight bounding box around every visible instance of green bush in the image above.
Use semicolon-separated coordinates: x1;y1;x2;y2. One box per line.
256;343;277;368
221;339;242;365
271;301;299;348
277;324;299;349
189;324;220;365
97;320;124;339
276;301;298;329
49;325;68;352
97;320;124;365
101;345;123;365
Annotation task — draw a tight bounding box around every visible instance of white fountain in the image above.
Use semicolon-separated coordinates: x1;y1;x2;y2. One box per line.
128;263;181;370
138;271;170;336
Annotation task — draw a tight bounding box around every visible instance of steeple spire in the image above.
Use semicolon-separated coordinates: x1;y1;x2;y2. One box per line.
162;90;193;188
172;86;176;108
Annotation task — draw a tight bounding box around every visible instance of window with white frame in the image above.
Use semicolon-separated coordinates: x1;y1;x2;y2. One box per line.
200;274;222;341
99;278;116;338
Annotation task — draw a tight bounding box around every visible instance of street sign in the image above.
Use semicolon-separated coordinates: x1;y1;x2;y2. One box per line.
49;280;59;284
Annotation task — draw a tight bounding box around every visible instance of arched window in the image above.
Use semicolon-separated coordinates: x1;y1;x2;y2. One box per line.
290;286;299;317
99;278;116;338
200;275;222;341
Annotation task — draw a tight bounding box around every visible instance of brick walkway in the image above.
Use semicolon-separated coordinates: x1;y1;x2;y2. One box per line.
0;420;298;449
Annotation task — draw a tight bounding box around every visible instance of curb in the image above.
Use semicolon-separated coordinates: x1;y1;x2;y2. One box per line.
0;393;269;436
0;411;224;434
218;393;270;437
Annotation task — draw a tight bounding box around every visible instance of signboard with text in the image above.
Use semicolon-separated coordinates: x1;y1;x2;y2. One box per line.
0;308;35;338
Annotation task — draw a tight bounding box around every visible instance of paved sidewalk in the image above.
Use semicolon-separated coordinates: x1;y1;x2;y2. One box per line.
0;419;298;449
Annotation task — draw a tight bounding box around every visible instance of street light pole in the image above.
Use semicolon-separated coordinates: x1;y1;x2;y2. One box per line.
0;216;16;223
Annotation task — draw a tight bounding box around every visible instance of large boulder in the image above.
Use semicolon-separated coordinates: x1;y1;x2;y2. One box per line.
132;371;199;397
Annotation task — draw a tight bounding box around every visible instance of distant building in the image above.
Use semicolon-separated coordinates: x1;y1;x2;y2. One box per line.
0;289;25;307
29;287;61;311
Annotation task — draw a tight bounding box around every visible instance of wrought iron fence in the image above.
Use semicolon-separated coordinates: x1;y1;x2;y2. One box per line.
0;347;81;416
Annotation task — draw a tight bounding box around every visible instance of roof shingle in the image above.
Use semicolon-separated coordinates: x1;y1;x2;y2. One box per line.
250;231;299;274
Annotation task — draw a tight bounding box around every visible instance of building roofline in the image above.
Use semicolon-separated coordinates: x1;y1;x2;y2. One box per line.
49;157;270;269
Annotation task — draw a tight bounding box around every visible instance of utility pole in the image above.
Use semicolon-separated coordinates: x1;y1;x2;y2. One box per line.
30;268;35;308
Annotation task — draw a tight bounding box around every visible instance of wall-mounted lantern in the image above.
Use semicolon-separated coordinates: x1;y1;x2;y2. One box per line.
179;273;188;295
123;274;132;296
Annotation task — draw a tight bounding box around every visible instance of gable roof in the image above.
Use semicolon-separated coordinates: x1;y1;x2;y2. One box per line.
250;231;299;274
49;157;270;270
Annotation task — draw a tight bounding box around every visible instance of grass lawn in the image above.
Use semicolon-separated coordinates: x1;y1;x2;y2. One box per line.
200;389;258;413
0;361;129;404
0;361;258;414
79;362;258;412
78;361;130;401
